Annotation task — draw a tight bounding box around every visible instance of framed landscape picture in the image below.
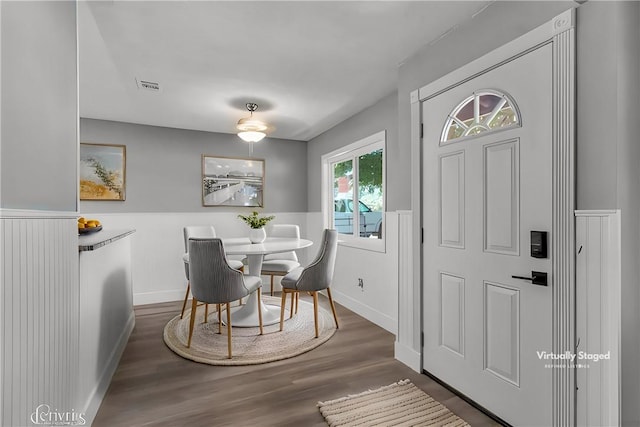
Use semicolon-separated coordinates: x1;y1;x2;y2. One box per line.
80;143;126;201
202;155;264;207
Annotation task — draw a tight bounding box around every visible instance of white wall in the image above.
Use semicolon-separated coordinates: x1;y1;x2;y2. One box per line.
307;213;398;333
78;234;134;425
84;210;398;334
85;212;310;305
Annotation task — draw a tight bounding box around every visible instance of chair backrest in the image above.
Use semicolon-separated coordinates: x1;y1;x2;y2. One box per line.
183;226;217;252
188;238;249;304
264;224;300;262
295;229;338;292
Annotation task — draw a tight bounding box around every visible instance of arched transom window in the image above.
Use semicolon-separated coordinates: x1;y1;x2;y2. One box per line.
441;90;521;144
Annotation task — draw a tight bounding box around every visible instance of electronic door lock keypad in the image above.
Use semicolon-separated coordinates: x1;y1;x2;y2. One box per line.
530;231;548;258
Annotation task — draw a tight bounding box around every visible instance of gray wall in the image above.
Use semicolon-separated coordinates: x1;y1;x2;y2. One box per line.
1;1;78;211
397;1;574;211
80;118;307;213
307;91;398;212
576;3;640;425
309;0;640;423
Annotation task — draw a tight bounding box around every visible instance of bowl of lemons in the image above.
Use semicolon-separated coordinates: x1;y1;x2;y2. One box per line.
78;217;102;235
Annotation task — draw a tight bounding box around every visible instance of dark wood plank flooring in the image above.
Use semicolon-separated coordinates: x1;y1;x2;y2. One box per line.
94;296;500;427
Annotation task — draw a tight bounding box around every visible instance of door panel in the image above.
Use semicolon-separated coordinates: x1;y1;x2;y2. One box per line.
440;151;465;248
422;44;553;425
484;282;520;386
440;273;465;356
483;140;519;255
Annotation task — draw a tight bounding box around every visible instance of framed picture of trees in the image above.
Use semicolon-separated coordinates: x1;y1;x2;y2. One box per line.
80;143;126;201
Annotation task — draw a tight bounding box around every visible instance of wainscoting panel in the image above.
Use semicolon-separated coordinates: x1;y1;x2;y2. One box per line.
395;210;420;371
575;210;621;427
1;211;79;426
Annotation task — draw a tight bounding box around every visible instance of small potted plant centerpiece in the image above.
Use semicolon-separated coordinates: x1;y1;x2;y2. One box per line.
238;211;275;243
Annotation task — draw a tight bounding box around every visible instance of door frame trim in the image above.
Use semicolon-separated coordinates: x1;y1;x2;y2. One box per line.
409;10;576;426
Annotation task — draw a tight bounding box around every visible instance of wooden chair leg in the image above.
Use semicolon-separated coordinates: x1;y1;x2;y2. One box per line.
326;288;339;329
295;293;299;314
238;297;243;306
270;275;275;296
203;303;209;323
280;290;287;331
289;290;295;319
187;297;198;348
180;282;191;319
312;292;319;338
226;302;232;359
218;303;222;334
257;288;264;335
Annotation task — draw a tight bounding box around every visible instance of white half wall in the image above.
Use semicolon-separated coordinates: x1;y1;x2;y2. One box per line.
83;212;309;305
85;211;399;336
1;211;80;426
307;212;399;334
576;210;621;427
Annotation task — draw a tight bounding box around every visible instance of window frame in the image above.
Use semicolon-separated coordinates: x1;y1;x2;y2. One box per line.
321;130;386;252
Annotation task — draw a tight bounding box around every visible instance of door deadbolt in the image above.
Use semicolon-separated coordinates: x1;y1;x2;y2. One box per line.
512;271;548;286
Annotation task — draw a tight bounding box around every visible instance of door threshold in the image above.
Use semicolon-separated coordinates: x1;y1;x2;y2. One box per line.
422;369;512;427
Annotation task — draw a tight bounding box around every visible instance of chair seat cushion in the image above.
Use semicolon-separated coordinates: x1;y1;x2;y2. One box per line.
228;259;244;270
281;267;304;289
243;275;262;294
261;260;300;274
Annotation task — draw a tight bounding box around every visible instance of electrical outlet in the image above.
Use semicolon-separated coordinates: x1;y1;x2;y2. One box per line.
358;278;364;290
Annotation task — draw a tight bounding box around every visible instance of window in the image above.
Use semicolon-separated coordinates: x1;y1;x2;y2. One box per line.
322;131;385;251
441;89;520;144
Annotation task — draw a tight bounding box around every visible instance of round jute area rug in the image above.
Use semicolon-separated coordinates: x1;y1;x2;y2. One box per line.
163;296;337;365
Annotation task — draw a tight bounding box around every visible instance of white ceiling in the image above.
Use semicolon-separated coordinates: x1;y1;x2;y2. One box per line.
79;1;498;141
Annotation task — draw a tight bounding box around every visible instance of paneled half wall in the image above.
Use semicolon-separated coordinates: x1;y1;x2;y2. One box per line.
1;211;80;426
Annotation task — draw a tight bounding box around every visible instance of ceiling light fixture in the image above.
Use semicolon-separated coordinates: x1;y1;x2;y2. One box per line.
237;103;267;143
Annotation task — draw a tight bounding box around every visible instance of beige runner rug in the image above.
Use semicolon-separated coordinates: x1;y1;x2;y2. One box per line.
317;379;469;427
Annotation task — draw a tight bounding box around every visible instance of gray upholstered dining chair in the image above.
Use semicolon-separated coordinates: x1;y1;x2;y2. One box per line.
187;238;263;358
279;229;339;338
181;226;244;319
260;224;301;295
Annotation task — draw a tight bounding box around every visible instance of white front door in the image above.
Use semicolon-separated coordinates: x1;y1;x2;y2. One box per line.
422;44;553;426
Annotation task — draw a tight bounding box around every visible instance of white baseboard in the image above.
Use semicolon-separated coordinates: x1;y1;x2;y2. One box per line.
134;289;185;306
331;289;397;334
82;311;135;425
394;341;421;373
133;277;284;306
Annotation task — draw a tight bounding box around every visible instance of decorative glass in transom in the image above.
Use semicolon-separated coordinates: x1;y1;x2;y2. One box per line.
441;90;520;144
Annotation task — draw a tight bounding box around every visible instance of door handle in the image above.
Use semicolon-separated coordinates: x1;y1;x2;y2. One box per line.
512;271;548;286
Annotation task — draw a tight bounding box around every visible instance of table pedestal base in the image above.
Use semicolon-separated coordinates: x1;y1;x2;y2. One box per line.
229;291;284;327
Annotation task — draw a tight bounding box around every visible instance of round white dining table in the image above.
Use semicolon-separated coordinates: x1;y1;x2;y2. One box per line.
184;237;313;327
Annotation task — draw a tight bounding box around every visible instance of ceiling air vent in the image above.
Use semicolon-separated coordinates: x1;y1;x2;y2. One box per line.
135;78;161;92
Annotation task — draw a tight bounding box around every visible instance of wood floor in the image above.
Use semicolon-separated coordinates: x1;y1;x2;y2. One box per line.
94;295;501;427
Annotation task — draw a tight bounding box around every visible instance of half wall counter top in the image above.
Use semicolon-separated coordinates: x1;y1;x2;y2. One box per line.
78;228;136;251
78;227;135;425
